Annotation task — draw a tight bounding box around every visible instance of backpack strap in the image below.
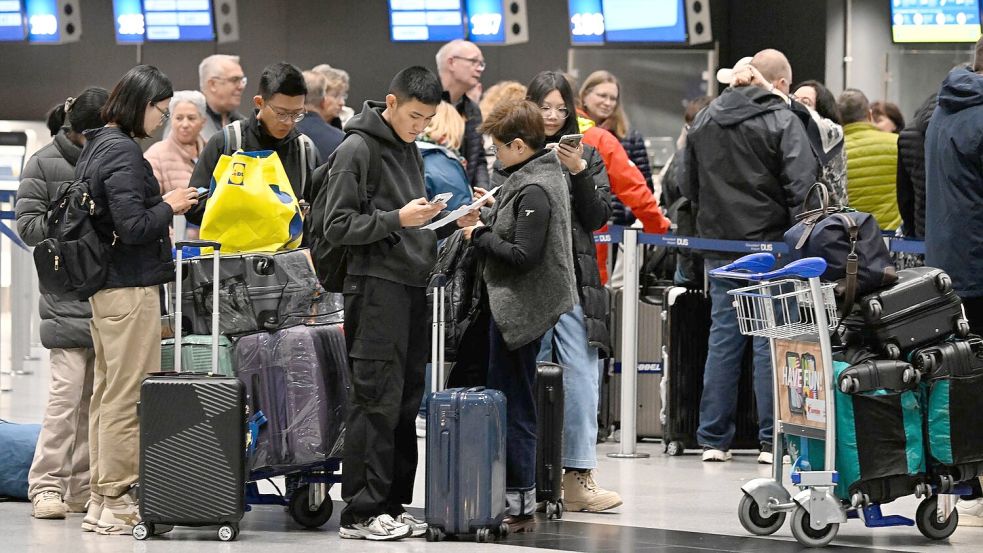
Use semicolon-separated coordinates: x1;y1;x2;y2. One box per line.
223;120;243;156
347;129;382;203
297;133;317;201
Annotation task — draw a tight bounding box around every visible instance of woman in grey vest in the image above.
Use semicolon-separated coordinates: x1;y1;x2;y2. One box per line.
461;99;578;532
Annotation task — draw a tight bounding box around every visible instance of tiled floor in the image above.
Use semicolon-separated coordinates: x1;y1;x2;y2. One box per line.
3;350;982;552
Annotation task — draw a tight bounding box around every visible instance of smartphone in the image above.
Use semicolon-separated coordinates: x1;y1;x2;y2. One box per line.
430;192;453;205
196;187;211;200
558;133;584;149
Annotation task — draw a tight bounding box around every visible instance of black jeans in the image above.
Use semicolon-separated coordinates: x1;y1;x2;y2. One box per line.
340;275;428;525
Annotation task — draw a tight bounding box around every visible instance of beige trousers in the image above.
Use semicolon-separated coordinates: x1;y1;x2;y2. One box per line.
27;347;95;503
88;286;161;498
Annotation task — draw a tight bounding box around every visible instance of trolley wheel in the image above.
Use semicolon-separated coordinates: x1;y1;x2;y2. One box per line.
666;440;685;456
916;495;959;540
936;273;953;293
288;484;333;528
885;343;901;360
132;522;150;541
426;526;445;542
957;319;971;338
476;528;491;543
790;505;838;548
903;367;920;385
217;524;238;542
738;493;786;536
867;299;883;320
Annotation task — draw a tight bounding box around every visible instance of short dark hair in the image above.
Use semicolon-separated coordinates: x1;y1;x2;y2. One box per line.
478;99;546;151
795;80;841;124
684;96;713;125
525;71;579;139
101;65;173;139
258;62;307;101
388;66;443;106
871;101;905;133
837;88;870;125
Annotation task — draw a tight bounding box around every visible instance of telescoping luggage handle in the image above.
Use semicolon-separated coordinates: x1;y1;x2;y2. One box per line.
708;252;827;281
174;240;222;375
428;273;447;393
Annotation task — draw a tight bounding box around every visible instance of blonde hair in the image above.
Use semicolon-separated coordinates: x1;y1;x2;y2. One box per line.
425;101;466;151
479;80;527;121
579;70;630;138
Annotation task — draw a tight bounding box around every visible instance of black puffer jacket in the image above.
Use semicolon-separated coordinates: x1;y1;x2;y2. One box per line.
79;127;174;290
493;142;613;353
621;129;653;189
897;93;936;239
15;132;93;349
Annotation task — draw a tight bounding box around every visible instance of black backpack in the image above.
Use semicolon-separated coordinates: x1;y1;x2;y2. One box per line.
33;178;111;300
307;129;382;292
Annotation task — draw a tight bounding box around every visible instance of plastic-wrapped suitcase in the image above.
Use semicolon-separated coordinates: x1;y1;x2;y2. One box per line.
161;335;235;375
662;287;759;456
912;337;983;484
843;267;970;359
535;361;563;519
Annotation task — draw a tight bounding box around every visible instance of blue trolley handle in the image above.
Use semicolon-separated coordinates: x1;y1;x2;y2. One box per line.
709;253;827;281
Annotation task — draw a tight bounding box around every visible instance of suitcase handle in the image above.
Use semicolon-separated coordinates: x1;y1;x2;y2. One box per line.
174;241;223;375
176;239;222;250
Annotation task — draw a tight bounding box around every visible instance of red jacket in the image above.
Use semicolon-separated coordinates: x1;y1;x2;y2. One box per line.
578;112;670;283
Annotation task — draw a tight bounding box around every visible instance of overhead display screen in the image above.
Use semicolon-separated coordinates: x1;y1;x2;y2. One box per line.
891;0;982;43
0;0;26;42
389;0;466;42
113;0;144;43
143;0;215;42
25;0;59;43
569;0;687;45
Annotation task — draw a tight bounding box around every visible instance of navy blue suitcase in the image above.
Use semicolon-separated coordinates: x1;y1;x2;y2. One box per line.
425;387;508;542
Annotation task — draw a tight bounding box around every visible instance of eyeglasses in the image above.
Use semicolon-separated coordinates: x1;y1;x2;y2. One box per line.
266;104;306;123
540;105;570;119
452;56;487;70
591;91;619;103
152;103;170;120
214;75;248;87
488;139;515;155
330;91;348;101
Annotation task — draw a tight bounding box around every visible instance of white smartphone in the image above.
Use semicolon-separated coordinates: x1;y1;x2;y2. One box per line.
559;133;584;148
430;192;453;205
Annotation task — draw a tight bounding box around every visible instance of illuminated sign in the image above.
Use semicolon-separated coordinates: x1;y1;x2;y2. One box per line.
113;0;144;43
389;0;465;42
0;0;26;42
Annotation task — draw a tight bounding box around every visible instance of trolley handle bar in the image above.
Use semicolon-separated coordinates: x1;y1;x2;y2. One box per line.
709;255;827;281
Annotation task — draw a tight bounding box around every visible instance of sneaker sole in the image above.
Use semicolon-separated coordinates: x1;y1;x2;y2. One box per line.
81;520;99;532
566;498;623;513
339;527;411;541
957;515;983;527
32;509;67;519
95;524;133;536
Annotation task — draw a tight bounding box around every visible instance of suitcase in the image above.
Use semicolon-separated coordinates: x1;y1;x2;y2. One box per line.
535;361;563;519
425;387;508;542
912;337;983;483
662;287;759;456
606;286;666;439
844;267;970;359
235;324;350;473
137;239;246;542
180;248;325;335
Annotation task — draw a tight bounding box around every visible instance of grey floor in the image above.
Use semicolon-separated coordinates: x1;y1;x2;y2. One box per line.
3;347;982;552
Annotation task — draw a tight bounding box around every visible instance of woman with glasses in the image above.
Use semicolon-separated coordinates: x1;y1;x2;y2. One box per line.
792;80;848;205
144;90;208;240
74;64;199;536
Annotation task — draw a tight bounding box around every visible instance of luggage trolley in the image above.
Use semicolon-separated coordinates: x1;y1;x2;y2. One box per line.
713;253;964;547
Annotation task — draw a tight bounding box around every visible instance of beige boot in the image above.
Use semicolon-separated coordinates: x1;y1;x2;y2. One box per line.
562;470;623;512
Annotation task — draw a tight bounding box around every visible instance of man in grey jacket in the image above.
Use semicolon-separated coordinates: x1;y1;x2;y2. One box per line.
317;66;477;541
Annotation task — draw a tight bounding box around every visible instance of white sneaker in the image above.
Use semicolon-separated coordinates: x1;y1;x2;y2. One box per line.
702;447;732;462
32;491;67;519
415;415;427;439
81;495;103;532
395;512;427;537
339;514;412;541
957;498;983;527
758;451;774;465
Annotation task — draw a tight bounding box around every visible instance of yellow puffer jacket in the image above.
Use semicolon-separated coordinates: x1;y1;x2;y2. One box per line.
843;122;901;230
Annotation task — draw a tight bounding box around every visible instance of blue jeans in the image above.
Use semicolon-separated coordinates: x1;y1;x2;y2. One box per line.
486;317;539;516
697;259;774;450
537;304;600;469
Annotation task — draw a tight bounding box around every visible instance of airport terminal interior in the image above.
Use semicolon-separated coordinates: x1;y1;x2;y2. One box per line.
4;0;983;551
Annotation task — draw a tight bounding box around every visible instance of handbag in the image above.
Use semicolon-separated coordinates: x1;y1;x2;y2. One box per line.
784;183;897;315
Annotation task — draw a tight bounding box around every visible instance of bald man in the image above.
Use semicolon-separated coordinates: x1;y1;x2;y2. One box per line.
436;39;488;188
681;48;818;464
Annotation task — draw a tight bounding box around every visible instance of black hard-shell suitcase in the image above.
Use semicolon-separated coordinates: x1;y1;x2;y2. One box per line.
844;267;969;359
535;362;563;519
662;287;759;456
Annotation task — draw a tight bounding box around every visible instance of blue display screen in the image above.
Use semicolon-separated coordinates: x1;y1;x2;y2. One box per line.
389;0;465;42
26;0;59;42
143;0;215;42
113;0;144;43
465;0;504;43
891;0;982;43
568;0;687;44
0;0;26;42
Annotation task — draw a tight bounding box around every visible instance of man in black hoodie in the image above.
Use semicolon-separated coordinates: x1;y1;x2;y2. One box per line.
682;49;817;464
318;66;477;541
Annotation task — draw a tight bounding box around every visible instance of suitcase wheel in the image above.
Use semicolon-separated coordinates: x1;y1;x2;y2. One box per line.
866;299;882;320
839;376;858;394
132;523;150;541
545;499;564;520
936;273;953;293
217;524;238;541
426;526;445;542
957;319;971;338
288;484;333;528
476;528;491;543
885;343;901;360
917;352;936;373
903;367;920;385
666;440;685;456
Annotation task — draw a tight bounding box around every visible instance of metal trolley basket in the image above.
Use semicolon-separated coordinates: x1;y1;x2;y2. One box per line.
711;253;963;548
